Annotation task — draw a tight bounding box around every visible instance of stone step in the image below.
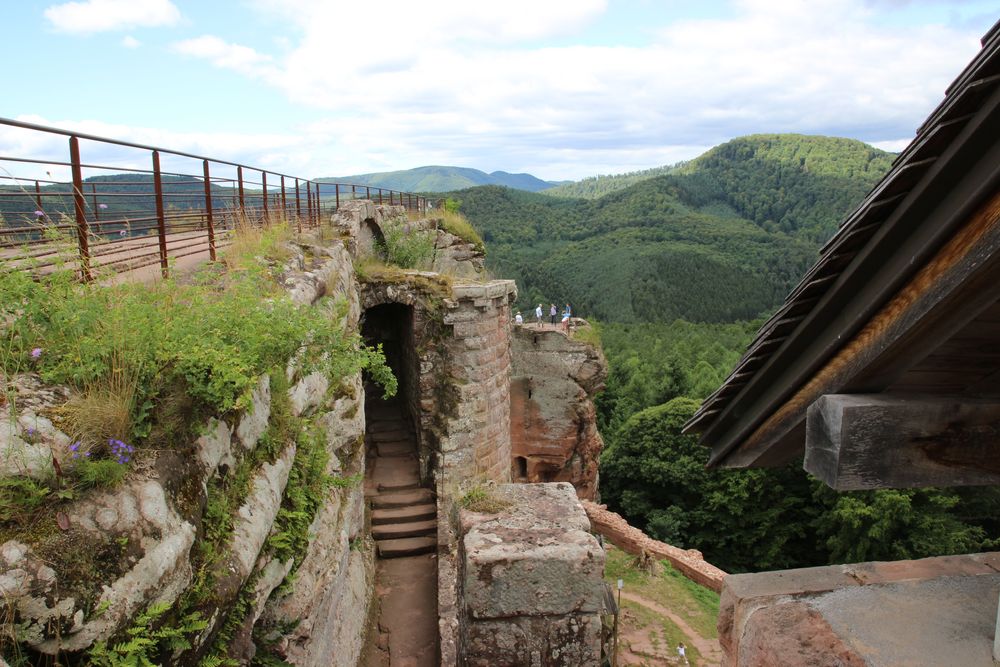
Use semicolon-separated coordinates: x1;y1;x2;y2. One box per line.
372;519;437;540
376;536;437;559
371;488;434;509
376;441;415;457
372;503;437;526
368;419;406;433
378;481;421;492
370;429;410;443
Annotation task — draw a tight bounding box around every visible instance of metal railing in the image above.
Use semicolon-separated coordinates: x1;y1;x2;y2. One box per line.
0;117;427;281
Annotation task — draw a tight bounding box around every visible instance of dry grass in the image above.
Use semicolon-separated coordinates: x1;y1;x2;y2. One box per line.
56;347;140;453
223;209;293;272
435;209;485;253
457;482;513;514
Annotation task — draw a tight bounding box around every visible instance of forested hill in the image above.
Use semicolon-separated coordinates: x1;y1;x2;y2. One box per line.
674;134;895;242
541;164;681;199
454;134;894;323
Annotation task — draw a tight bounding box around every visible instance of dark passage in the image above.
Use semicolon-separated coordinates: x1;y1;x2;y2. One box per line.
360;303;439;667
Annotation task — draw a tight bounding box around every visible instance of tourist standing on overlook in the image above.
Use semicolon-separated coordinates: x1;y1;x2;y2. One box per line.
514;311;523;326
535;303;543;324
550;303;557;327
562;303;572;331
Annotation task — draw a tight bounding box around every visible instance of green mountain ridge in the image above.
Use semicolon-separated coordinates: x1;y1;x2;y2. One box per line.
452;134;895;324
315;165;564;193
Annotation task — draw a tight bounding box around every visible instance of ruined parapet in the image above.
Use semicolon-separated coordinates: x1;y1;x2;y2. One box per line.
432;228;486;280
718;551;1000;667
458;482;605;666
510;324;606;499
581;500;726;592
331;199;407;256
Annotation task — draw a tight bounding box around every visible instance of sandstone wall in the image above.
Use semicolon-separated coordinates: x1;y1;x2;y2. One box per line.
459;483;605;667
510;326;606;499
439;281;517;486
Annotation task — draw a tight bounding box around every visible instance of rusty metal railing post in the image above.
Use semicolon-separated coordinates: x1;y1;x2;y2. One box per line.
152;150;169;278
378;188;383;205
261;171;269;226
314;182;321;226
366;186;371;200
306;180;313;226
68;136;92;282
280;175;287;220
34;180;42;212
202;160;216;261
237;165;246;220
335;183;340;210
295;178;301;223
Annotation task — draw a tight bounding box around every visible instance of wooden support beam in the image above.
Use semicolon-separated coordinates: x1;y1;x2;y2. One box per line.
805;393;1000;490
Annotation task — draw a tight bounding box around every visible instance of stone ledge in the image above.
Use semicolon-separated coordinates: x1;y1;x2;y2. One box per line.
450;280;517;303
720;551;1000;667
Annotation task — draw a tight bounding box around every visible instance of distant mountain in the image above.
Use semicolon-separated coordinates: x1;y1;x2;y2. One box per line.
452;134;895;323
315;166;562;193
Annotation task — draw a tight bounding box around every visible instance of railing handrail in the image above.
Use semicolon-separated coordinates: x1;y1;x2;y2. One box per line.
0;117;429;282
0;117;427;202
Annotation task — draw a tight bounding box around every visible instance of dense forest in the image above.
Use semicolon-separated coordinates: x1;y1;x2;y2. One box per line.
458;133;1000;574
541;163;681;199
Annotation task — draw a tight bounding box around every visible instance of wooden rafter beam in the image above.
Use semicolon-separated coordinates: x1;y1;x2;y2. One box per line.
805;393;1000;490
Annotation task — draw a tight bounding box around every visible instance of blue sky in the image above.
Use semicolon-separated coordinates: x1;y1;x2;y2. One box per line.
2;0;997;180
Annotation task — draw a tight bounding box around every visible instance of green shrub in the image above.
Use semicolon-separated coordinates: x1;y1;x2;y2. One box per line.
377;220;435;269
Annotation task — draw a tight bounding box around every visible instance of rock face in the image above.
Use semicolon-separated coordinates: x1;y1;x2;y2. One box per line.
432;228;486;280
0;231;373;666
509;325;606;499
459;482;605;666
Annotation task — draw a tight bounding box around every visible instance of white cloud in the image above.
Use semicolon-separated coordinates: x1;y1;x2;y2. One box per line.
172;36;280;77
121;35;140;48
44;0;180;34
159;0;983;178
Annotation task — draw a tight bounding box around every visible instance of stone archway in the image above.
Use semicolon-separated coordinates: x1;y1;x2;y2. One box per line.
358;217;386;257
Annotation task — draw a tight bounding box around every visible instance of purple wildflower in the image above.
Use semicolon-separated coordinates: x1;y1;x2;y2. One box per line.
30;348;42;359
69;441;81;459
33;210;44;218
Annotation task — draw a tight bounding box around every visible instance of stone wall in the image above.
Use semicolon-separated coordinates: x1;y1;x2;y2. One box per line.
438;281;517;486
582;500;726;592
459;483;605;667
510;326;606;499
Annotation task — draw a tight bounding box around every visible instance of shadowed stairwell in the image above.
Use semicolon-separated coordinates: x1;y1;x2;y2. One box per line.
361;302;439;666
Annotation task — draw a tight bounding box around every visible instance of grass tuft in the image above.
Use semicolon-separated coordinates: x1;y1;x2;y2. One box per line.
457;482;512;514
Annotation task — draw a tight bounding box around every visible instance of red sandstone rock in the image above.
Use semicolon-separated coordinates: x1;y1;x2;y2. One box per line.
509;327;606;499
736;601;867;667
581;500;727;592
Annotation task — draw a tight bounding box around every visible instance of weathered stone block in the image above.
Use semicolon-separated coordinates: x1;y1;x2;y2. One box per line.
464;614;602;667
462;483;603;619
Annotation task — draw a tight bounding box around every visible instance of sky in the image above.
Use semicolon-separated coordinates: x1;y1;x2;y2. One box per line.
1;0;998;182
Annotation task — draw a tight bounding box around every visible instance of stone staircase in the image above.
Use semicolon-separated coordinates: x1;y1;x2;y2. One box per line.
366;398;437;558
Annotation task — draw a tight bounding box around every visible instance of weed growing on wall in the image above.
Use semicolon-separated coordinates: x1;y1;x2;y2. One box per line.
435;202;485;254
376;220;435;270
88;601;208;667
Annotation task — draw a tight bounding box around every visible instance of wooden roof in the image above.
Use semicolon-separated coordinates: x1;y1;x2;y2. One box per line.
686;19;1000;469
